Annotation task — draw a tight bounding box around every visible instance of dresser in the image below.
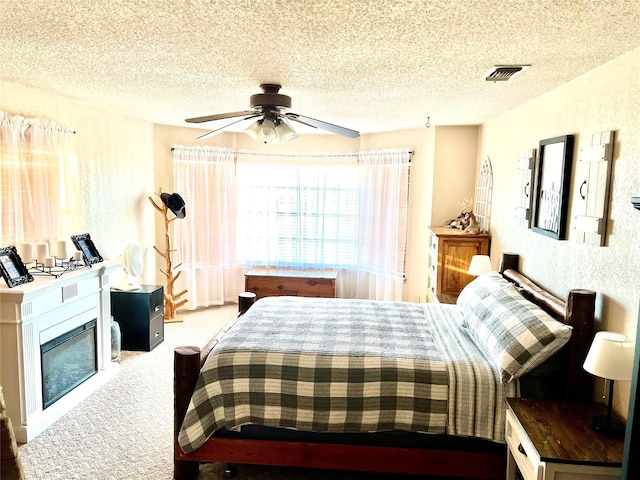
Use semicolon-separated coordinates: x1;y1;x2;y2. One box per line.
427;226;489;302
110;285;164;351
505;398;623;480
245;269;337;300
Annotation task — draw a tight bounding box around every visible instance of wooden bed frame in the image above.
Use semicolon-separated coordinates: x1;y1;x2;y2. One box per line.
173;253;596;479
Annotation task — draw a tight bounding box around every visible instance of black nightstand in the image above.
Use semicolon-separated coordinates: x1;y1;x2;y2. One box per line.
111;285;164;351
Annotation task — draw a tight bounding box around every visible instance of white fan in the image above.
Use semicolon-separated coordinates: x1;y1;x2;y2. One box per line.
114;243;143;291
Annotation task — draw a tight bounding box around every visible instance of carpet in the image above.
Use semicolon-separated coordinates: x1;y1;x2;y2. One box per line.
16;304;416;480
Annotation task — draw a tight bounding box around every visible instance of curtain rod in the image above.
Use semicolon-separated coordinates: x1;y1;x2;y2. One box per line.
1;113;76;134
171;147;414;157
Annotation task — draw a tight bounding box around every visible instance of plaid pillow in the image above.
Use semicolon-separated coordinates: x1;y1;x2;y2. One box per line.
464;283;572;383
457;271;510;319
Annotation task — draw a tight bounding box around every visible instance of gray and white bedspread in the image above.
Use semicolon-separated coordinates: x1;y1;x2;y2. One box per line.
178;296;516;453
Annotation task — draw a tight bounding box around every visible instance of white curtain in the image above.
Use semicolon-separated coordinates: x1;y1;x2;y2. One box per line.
337;148;410;300
0;112;79;247
172;145;244;309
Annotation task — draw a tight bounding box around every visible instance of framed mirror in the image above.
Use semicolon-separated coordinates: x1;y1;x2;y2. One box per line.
532;134;574;240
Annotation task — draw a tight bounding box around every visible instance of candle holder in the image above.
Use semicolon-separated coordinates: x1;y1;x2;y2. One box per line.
28;256;88;278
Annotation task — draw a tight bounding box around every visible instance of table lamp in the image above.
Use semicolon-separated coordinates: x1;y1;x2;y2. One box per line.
468;255;493;276
583;331;635;437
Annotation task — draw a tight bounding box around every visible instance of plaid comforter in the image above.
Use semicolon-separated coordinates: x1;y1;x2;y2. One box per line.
178;296;515;453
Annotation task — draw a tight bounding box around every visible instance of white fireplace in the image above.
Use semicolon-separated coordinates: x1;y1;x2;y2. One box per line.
0;261;120;443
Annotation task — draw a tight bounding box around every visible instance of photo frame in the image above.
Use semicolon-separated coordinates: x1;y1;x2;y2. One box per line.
532;134;574;240
71;233;104;265
0;245;34;288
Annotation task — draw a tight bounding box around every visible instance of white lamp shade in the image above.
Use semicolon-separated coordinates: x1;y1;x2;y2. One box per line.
583;331;635;381
468;255;493;276
277;118;298;142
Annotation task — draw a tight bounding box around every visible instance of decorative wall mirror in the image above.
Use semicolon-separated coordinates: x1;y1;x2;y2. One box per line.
474;156;493;233
532;135;574;240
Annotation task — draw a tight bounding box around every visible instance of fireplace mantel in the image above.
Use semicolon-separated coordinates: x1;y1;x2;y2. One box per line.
0;261;120;443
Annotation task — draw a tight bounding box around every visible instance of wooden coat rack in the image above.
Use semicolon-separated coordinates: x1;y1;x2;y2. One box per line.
149;188;187;322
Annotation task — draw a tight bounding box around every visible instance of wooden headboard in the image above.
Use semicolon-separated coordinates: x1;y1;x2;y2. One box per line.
500;253;596;402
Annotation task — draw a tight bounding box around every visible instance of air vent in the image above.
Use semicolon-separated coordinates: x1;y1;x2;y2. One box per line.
484;65;529;82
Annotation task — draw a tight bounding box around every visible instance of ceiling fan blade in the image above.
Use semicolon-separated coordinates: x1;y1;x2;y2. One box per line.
196;114;261;140
285;113;360;138
186;110;257;123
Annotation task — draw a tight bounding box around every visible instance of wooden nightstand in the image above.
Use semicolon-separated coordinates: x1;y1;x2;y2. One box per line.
505;398;624;480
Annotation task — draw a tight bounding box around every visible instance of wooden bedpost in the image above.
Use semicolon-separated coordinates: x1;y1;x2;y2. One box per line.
499;252;519;273
563;289;596;402
174;346;201;480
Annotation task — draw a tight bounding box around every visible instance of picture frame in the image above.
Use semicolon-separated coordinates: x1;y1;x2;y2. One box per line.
0;245;34;288
71;233;104;265
531;134;574;240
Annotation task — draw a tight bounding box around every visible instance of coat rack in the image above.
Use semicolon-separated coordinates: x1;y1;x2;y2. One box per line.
148;188;187;323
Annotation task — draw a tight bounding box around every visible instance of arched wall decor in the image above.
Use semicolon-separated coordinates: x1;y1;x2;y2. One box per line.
474;156;493;233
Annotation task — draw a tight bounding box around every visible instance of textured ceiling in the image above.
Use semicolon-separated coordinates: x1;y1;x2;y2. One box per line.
1;0;639;135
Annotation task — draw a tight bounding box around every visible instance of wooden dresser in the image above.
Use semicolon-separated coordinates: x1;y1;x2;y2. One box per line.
245;269;337;300
427;226;489;302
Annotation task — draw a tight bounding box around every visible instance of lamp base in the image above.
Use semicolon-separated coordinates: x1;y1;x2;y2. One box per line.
591;414;626;438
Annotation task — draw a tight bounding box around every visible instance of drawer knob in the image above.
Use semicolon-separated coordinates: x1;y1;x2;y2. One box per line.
154;331;160;338
517;443;527;457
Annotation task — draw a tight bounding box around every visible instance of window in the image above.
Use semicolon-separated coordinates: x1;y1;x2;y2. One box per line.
237;160;360;269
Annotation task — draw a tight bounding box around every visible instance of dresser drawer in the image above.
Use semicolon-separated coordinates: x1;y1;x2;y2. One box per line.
148;312;164;350
505;409;541;480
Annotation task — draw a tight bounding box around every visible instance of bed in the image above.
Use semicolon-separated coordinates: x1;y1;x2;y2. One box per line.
173;254;596;479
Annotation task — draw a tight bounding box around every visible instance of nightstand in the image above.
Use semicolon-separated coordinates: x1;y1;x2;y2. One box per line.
505;398;624;480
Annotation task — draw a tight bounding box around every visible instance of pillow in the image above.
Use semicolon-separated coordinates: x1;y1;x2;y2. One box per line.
456;271;511;317
463;283;572;383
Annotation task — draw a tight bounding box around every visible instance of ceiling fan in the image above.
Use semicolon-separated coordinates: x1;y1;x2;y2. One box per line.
185;84;360;143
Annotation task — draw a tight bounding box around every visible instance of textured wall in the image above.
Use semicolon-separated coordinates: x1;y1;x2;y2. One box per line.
479;48;640;416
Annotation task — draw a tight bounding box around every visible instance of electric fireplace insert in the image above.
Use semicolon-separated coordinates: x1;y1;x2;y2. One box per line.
41;319;98;409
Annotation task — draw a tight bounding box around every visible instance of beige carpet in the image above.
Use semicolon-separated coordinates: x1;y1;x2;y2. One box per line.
16;304;421;480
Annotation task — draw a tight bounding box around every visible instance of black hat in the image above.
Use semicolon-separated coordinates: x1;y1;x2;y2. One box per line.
160;192;186;219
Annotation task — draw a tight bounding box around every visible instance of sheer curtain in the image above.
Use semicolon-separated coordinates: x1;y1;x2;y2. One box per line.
0;112;79;247
338;148;410;300
172;145;244;309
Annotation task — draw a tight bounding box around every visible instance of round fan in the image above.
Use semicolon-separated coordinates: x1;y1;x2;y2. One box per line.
114;243;143;291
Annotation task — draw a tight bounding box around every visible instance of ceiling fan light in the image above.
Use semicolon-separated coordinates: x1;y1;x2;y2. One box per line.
259;118;279;143
277;118;298;142
244;119;263;141
245;116;298;144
